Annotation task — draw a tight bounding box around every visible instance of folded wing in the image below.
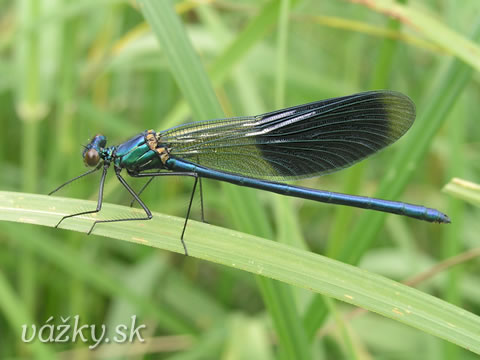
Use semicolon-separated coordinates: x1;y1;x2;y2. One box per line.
160;91;415;180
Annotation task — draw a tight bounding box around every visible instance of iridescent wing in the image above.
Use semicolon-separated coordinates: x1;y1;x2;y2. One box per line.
160;91;415;181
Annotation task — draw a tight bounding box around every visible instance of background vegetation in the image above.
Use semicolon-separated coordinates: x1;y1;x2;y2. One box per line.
0;0;479;358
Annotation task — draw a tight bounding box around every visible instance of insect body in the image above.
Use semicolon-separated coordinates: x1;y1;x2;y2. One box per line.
50;91;450;256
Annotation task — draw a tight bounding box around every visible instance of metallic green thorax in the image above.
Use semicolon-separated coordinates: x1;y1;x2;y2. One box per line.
113;132;164;173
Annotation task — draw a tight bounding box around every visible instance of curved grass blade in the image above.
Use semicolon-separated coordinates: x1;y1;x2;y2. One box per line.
1;191;480;354
443;178;480;208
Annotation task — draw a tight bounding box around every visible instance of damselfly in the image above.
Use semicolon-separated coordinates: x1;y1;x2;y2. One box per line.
50;91;450;255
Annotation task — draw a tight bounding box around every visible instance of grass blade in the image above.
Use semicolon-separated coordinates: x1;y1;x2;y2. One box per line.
443;178;480;208
1;191;480;354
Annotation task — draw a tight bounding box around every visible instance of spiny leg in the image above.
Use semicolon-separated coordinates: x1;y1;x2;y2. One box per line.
87;169;153;235
130;172;207;224
54;163;109;228
49;163;103;195
129;176;155;207
179;175;198;256
131;171;202;256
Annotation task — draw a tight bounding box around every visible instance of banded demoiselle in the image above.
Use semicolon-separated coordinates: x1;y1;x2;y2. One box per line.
50;91;450;255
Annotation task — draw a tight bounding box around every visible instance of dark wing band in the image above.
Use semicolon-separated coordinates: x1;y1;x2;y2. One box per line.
160;91;415;180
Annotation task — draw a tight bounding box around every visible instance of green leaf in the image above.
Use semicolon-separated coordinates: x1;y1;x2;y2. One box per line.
1;191;480;354
443;178;480;207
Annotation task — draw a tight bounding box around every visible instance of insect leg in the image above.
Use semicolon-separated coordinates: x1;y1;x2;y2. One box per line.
131;171;200;255
49;162;102;195
129;176;155;207
129;174;207;224
54;163;109;228
86;169;153;235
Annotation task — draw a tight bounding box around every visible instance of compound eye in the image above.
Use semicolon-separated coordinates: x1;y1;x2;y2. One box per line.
84;148;100;167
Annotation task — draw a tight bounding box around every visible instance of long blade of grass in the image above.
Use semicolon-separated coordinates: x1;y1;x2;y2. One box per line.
138;0;222;121
1;191;480;354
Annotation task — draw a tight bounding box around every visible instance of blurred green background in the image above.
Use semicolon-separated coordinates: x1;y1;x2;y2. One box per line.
1;0;480;358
